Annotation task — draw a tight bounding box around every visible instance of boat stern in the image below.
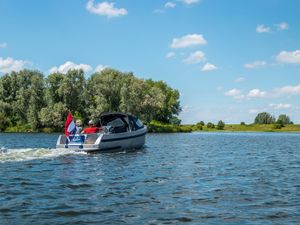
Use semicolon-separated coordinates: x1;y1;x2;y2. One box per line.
56;133;103;151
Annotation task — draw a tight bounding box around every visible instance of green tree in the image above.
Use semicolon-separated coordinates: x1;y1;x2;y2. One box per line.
217;120;225;130
207;122;215;128
43;70;88;125
273;123;283;129
197;121;205;126
87;69;181;123
120;76;165;122
39;102;67;130
57;69;87;115
45;72;64;105
27;72;45;129
254;112;275;124
139;85;165;123
146;80;181;123
0;112;10;131
169;116;181;125
276;114;292;125
0;70;45;129
87;69;127;118
0;68;182;130
0;74;14;122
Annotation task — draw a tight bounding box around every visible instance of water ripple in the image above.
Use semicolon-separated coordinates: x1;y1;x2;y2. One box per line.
0;132;300;224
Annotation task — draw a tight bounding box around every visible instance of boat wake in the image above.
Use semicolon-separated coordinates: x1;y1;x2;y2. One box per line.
0;147;86;163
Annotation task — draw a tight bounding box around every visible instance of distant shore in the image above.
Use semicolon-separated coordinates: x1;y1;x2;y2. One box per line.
147;123;300;133
1;123;300;133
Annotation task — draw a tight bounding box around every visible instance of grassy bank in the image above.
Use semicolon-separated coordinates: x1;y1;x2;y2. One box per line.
148;122;300;133
223;124;300;132
2;122;300;133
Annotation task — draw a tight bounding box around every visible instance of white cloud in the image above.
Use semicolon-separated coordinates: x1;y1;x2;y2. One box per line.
273;84;300;96
201;62;217;71
235;77;245;83
0;57;28;73
94;64;108;72
86;0;128;18
165;2;176;8
0;42;7;48
225;88;242;96
166;52;176;59
183;51;205;64
247;89;267;98
269;103;292;110
256;24;271;33
224;88;245;100
171;34;207;49
276;22;289;31
49;61;92;74
180;0;200;5
244;61;266;69
276;50;300;64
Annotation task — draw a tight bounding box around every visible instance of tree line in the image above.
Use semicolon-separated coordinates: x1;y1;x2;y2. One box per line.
193;112;294;131
0;69;181;131
254;112;293;128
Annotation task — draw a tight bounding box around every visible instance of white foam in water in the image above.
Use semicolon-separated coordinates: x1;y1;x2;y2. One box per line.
0;147;86;162
0;146;8;153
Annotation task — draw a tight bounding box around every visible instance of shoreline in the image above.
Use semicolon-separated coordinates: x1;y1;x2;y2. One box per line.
1;124;300;134
147;123;300;133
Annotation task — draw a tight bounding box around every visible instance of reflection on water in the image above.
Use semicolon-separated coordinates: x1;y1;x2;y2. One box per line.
0;132;300;224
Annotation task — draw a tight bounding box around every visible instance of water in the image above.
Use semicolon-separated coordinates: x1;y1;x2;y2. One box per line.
0;132;300;224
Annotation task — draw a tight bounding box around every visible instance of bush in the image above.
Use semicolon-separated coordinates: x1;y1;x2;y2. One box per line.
169;116;181;125
197;121;205;126
193;124;203;131
0;112;10;131
254;112;275;124
277;114;292;125
207;122;215;129
5;124;33;132
240;122;246;126
217;120;225;130
41;127;55;133
147;121;192;133
273;123;283;129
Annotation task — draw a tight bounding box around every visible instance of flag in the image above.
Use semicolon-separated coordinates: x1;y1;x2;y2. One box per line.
65;111;76;137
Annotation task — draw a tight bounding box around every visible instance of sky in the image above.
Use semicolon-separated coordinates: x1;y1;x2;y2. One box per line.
0;0;299;124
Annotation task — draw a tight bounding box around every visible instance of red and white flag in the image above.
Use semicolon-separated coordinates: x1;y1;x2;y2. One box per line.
65;111;76;137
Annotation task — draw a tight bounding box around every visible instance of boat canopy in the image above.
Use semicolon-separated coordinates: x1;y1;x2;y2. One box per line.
98;112;144;133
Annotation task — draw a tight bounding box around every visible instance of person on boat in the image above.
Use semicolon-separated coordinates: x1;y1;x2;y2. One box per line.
81;120;100;134
75;119;83;134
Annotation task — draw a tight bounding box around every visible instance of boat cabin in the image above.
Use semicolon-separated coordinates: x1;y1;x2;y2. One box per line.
99;112;144;134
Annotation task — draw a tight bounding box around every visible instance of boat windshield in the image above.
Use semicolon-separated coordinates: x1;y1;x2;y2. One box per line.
100;114;129;133
128;115;144;131
106;118;125;127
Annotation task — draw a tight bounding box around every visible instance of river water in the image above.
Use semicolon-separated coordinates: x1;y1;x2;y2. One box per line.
0;132;299;224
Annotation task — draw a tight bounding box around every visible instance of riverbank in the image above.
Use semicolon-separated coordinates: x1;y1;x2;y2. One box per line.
2;123;300;133
147;122;300;133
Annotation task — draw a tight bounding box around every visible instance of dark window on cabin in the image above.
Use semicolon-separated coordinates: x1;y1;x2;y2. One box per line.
100;114;129;133
129;116;144;131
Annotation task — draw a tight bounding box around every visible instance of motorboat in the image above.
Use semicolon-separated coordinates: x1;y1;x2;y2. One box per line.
56;112;147;153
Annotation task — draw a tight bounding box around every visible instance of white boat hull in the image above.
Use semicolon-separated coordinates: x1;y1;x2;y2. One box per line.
56;126;147;153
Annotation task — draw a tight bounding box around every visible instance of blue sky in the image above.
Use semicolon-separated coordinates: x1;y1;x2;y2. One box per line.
0;0;299;124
